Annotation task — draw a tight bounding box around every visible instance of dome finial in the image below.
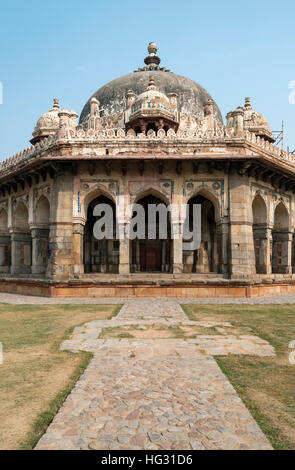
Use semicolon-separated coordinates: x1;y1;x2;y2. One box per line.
245;97;252;109
53;98;60;109
144;42;161;66
148;42;158;55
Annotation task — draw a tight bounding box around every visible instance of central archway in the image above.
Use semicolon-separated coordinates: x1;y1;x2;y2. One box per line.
131;194;172;273
83;194;119;273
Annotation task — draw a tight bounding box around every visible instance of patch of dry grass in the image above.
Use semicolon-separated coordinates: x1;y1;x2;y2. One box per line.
0;303;121;450
182;304;295;450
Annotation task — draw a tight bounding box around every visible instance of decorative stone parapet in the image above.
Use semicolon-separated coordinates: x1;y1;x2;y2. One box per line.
1;127;295;175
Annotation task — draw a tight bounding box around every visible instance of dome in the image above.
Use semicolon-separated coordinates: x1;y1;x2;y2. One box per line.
31;99;60;144
79;43;223;125
243;97;274;142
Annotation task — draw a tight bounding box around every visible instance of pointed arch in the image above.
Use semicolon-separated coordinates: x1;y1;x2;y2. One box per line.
83;193;118;274
131;191;172;273
183;192;219;273
133;187;170;207
272;202;291;274
11;201;31;275
274;202;289;231
0;208;8;234
83;188;117;223
35;195;50;226
0;208;10;273
185;188;221;221
252;194;267;225
14;201;29;232
252;195;268;274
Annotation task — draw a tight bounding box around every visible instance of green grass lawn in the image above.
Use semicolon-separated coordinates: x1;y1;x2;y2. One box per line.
0;303;121;450
182;304;295;450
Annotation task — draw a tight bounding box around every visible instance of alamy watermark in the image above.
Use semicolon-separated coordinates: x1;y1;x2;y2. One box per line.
0;343;3;365
92;202;202;250
288;81;295;104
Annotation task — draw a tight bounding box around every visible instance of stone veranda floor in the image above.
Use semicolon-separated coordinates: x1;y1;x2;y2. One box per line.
2;292;295;304
32;299;275;450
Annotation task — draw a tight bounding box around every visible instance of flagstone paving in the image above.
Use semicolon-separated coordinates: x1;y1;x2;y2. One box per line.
35;299;274;450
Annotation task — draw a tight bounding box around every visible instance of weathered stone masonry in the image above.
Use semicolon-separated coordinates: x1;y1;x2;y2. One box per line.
0;43;295;297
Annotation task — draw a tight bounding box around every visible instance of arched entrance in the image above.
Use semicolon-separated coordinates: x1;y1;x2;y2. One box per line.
11;202;31;275
252;195;268;274
31;196;50;275
0;209;10;273
272;202;291;274
83;195;119;273
183;194;219;273
131;194;172;273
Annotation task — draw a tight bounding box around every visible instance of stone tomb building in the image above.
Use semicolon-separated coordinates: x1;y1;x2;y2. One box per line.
0;43;294;298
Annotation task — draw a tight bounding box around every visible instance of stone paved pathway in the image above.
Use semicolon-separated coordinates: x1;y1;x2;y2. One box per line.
35;300;274;450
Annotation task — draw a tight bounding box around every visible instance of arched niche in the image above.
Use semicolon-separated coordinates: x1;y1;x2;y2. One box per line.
83;194;118;274
183;193;219;273
272;202;291;274
14;202;29;232
35;196;50;227
252;194;268;274
0;209;10;273
131;193;172;273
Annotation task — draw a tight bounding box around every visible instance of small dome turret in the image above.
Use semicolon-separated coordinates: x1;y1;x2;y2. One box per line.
31;99;60;145
125;76;179;135
243;97;275;143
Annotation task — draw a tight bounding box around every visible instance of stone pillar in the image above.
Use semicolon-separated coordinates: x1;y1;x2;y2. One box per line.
229;169;256;278
265;227;272;274
136;239;140;271
172;222;183;274
283;232;292;274
0;235;10;274
217;218;229;275
162;240;166;272
272;231;292;274
253;226;272;274
119;223;130;275
10;232;31;275
47;163;74;280
100;239;107;273
72;223;84;276
31;228;49;275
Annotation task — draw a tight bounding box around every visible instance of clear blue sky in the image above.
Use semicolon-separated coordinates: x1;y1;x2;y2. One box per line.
0;0;294;160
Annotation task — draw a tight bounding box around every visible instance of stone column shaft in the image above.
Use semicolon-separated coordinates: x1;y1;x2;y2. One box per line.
172;222;183;274
31;228;49;275
10;232;31;275
217;219;229;275
253;226;272;274
73;223;84;276
47;167;74;280
272;231;292;274
0;235;10;274
119;223;130;275
229;170;256;278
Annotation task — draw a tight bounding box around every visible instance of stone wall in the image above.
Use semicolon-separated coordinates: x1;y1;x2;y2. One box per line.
0;159;294;281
